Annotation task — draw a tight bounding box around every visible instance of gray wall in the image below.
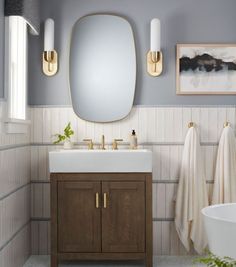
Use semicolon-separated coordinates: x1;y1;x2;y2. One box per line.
29;0;236;105
0;0;4;98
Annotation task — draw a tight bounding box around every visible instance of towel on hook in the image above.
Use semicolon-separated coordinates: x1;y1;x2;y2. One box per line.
212;125;236;204
175;126;209;254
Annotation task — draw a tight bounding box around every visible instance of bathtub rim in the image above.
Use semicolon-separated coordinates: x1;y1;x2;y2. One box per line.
202;203;236;224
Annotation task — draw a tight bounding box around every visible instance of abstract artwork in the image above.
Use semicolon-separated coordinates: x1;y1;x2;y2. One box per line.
176;44;236;94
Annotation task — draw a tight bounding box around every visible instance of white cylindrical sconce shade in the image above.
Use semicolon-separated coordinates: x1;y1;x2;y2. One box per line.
44;18;54;51
150;18;160;52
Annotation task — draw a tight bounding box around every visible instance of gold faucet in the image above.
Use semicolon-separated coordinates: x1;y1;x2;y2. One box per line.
101;135;106;150
83;139;94;150
112;139;123;150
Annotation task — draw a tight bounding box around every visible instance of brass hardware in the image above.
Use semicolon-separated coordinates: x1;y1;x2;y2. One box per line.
83;139;94;150
147;50;163;77
42;50;58;76
95;193;99;208
224;121;230;128
103;193;107;208
112;139;123;150
101;135;106;150
188;122;195;128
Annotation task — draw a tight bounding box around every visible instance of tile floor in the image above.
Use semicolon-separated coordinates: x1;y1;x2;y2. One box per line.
23;255;204;267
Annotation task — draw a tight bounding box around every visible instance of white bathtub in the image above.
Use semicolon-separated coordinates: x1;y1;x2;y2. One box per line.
202;203;236;259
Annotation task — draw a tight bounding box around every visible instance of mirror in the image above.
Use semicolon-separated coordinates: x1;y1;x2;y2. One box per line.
69;14;136;123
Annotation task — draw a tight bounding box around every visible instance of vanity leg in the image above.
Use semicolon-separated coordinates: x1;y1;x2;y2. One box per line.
146;175;153;267
51;178;58;267
51;254;58;267
146;255;153;267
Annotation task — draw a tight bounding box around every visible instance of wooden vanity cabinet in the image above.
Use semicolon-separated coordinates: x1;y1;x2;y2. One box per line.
58;181;101;253
51;173;152;267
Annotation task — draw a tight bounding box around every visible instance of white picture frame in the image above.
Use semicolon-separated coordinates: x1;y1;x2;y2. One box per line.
176;44;236;95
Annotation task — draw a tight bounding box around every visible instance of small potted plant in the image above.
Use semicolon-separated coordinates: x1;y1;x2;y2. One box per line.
53;122;74;149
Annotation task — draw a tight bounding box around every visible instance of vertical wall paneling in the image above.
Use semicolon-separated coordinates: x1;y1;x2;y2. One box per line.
0;102;31;267
29;106;236;255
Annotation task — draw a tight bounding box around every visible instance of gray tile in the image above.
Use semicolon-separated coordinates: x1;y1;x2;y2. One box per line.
155;256;203;267
23;256;50;267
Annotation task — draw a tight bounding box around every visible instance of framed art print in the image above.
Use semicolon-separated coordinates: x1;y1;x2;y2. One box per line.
176;44;236;94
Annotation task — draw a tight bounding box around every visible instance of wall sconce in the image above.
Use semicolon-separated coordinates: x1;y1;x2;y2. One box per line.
42;18;58;76
147;18;163;76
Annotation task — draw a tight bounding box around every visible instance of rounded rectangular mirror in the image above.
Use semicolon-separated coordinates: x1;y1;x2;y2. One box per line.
69;14;136;123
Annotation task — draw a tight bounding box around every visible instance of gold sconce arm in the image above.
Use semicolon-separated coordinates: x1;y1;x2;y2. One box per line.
42;50;58;76
147;50;163;77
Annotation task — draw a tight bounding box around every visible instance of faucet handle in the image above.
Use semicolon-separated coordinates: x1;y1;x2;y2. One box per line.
101;135;106;150
83;139;94;150
112;139;123;150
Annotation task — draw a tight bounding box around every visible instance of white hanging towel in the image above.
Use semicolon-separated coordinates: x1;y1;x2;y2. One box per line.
175;126;209;254
212;125;236;204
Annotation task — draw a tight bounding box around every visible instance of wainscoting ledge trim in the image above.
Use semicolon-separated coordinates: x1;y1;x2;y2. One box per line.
30;180;214;184
0;221;30;252
31;142;219;146
31;217;175;222
0;143;30;151
0;182;31;201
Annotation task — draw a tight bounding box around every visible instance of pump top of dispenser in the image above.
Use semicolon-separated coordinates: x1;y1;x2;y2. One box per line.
132;130;136;135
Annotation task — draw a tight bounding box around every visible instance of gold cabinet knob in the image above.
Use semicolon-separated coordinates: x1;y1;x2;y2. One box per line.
112;139;123;150
83;139;94;150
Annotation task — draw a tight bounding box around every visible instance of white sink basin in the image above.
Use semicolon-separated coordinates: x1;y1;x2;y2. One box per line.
49;149;152;173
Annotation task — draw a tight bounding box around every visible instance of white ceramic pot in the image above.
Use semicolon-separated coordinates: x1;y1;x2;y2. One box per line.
63;139;73;149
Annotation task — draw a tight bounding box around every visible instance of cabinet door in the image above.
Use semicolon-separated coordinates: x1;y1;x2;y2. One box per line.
102;181;145;252
58;181;101;252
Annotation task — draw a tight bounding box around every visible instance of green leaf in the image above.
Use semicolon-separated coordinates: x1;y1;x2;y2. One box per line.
53;134;66;144
64;122;74;138
195;252;236;267
52;122;74;144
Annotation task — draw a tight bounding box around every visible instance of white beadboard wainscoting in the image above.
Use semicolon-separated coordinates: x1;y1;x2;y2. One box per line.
0;101;31;267
29;106;236;256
